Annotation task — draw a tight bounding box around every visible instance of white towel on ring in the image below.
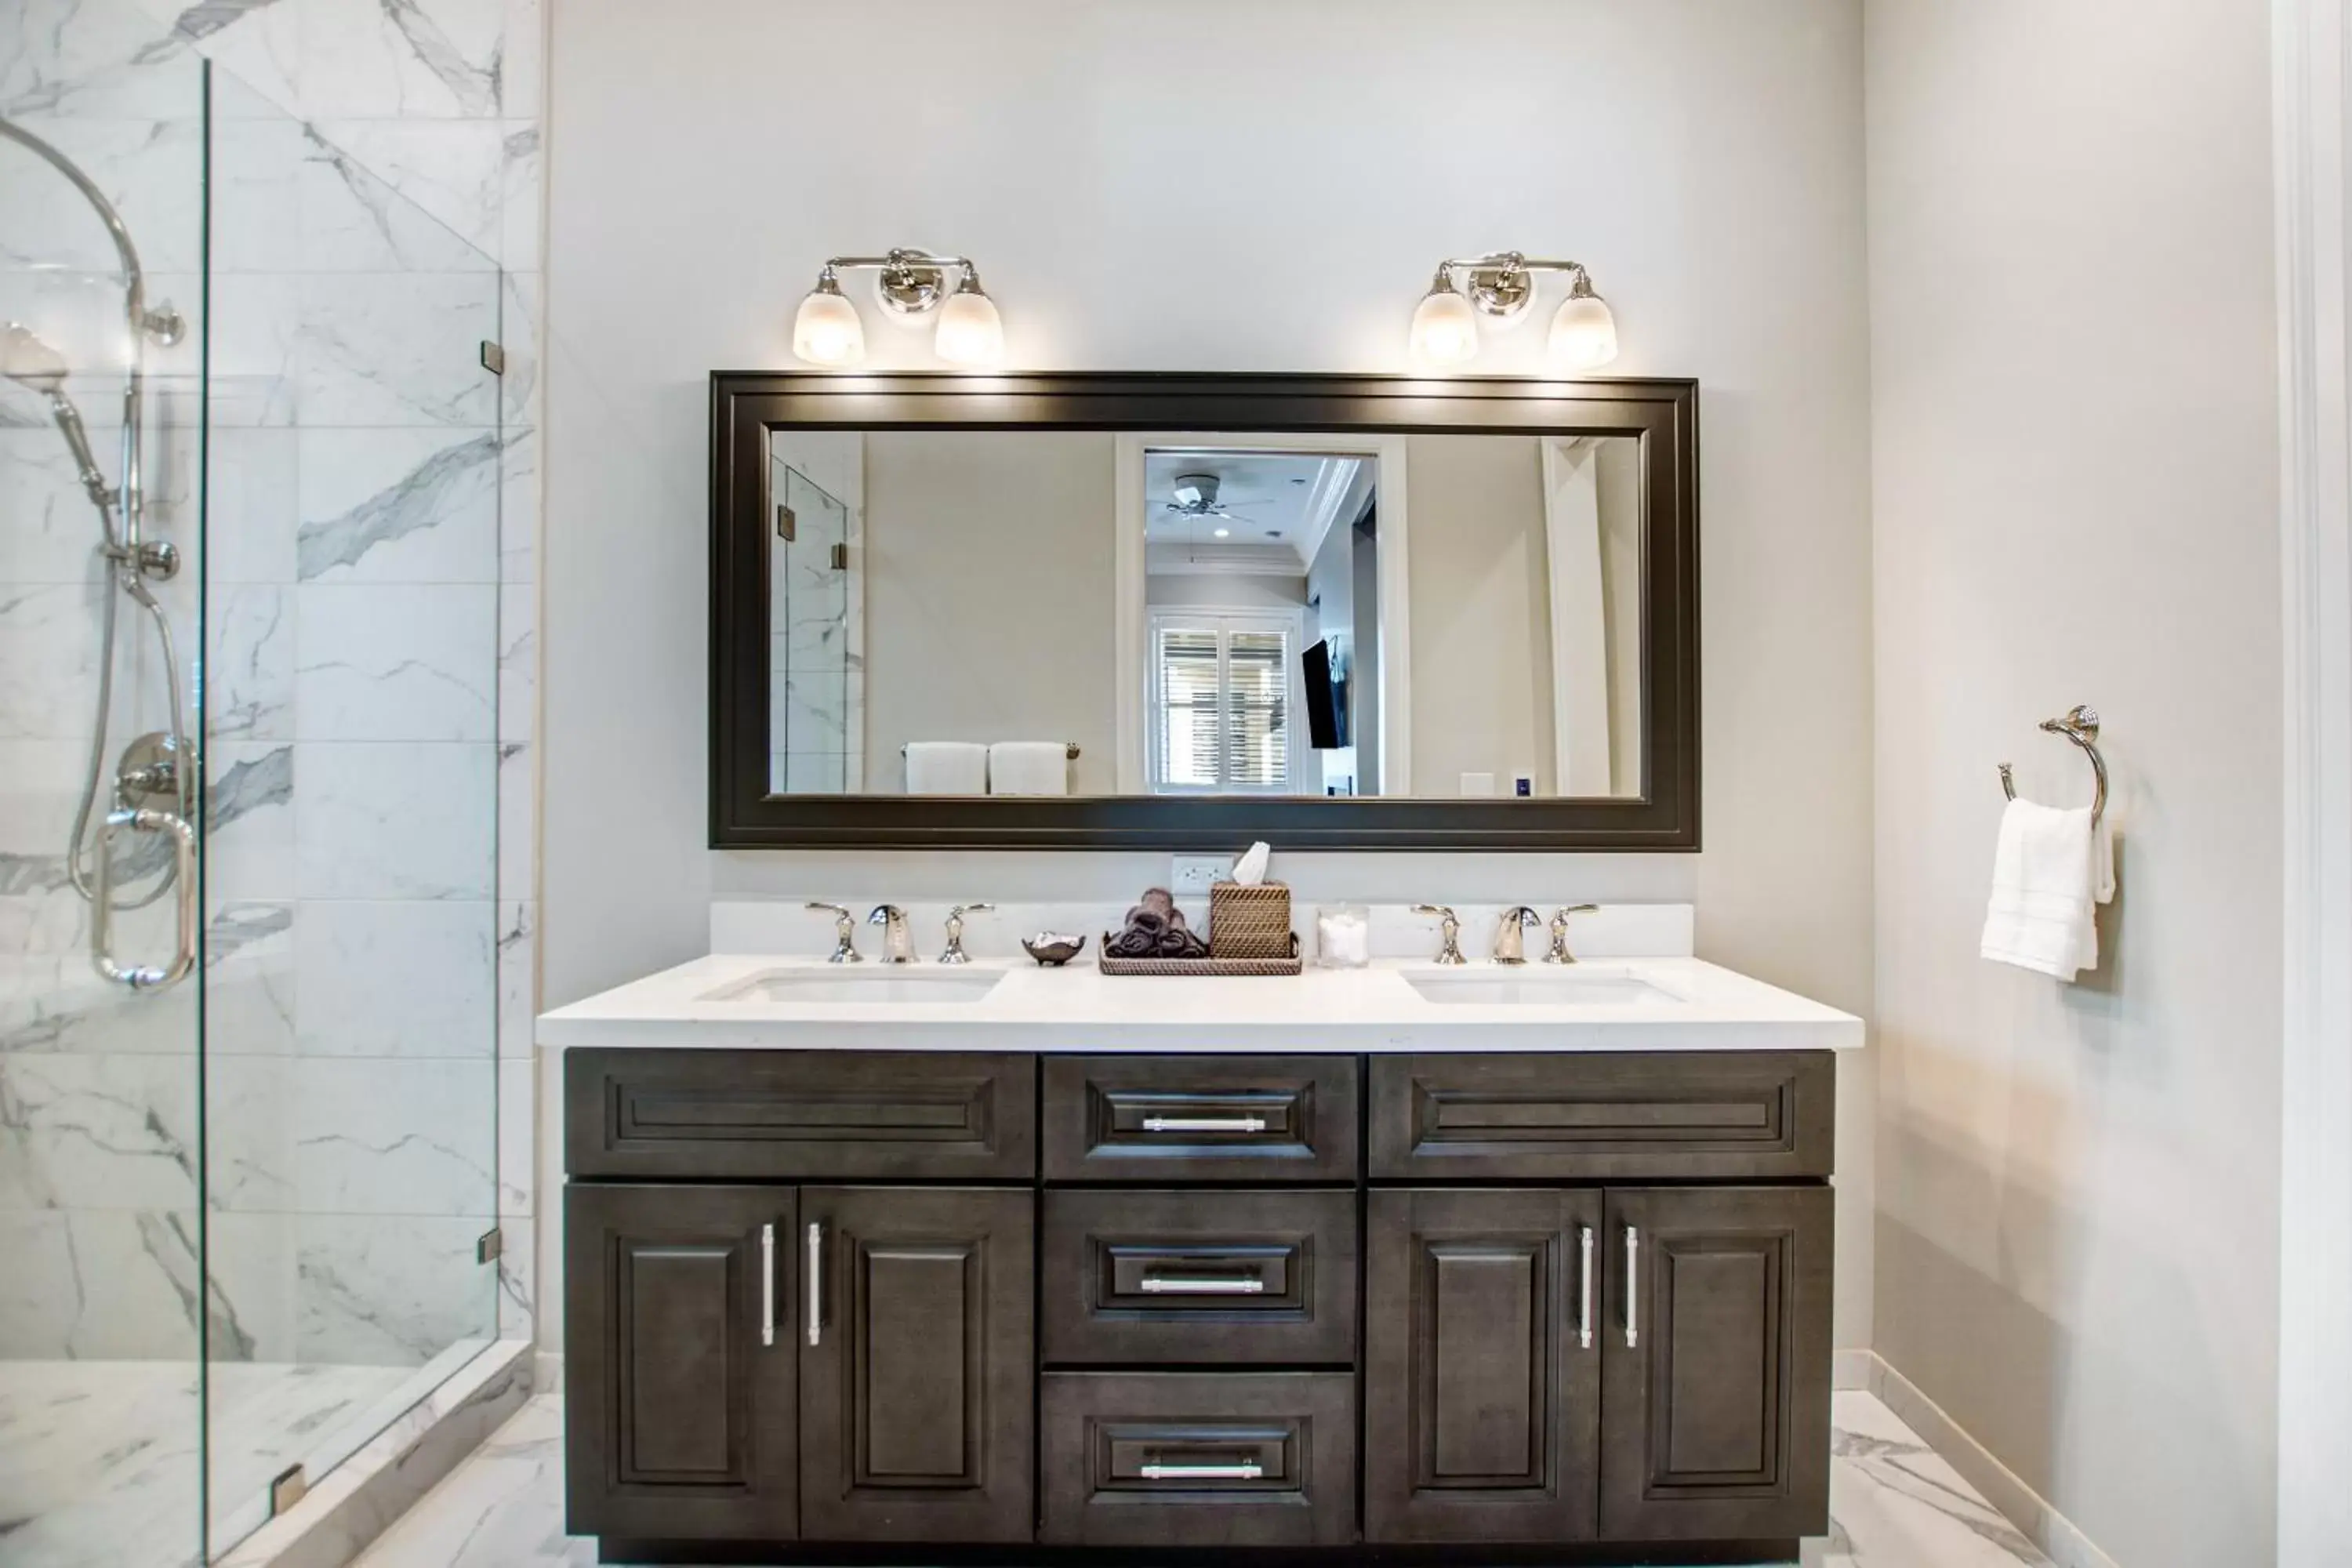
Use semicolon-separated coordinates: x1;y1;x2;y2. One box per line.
1980;799;2114;982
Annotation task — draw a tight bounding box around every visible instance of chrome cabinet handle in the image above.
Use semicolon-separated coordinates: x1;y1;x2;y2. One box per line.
760;1224;775;1347
1141;1115;1266;1134
1624;1225;1640;1349
806;1221;823;1347
1141;1461;1263;1480
1577;1225;1595;1350
1139;1275;1266;1294
93;807;197;992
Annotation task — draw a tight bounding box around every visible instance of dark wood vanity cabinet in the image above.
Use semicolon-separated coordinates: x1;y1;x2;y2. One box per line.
565;1047;1835;1562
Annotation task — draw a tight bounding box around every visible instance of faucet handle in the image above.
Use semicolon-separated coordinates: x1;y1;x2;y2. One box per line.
940;903;996;964
806;902;861;964
1545;904;1600;964
1413;904;1467;966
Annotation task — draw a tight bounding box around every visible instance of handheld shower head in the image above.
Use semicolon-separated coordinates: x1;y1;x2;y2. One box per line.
4;322;111;512
1;321;70;394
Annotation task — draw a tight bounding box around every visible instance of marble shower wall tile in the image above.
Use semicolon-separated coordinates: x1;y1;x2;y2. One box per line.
0;1051;201;1209
295;583;498;741
0;1207;209;1359
296;740;495;899
293;899;495;1056
297;426;503;584
298;1214;497;1365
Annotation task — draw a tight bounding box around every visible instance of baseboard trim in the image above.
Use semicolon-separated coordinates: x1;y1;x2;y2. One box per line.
1860;1351;2118;1568
535;1348;564;1393
1832;1347;1875;1391
217;1337;535;1568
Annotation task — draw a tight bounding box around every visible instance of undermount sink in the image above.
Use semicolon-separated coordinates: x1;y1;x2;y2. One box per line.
702;967;1004;1005
1404;967;1681;1007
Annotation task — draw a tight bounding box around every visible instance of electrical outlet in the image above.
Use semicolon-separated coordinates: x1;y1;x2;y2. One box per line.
1171;855;1233;894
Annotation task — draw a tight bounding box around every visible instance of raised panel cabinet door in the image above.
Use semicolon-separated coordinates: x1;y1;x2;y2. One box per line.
564;1184;797;1540
1600;1185;1833;1541
1364;1188;1602;1543
800;1186;1035;1542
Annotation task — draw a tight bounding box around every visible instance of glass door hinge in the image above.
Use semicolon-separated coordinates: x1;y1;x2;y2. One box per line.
480;339;506;375
270;1463;308;1516
476;1227;503;1265
830;543;848;571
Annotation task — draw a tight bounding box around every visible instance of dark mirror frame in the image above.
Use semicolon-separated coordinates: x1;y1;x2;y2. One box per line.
711;371;1699;851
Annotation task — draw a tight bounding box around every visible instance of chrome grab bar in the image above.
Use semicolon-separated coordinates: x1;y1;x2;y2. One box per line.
1142;1460;1263;1480
1139;1275;1266;1295
93;806;196;991
1142;1115;1266;1134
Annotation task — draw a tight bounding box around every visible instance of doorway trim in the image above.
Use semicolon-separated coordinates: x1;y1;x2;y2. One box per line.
2274;1;2352;1560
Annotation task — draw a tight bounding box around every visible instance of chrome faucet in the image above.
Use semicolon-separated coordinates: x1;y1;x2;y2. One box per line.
1545;904;1600;964
938;903;995;964
867;904;915;964
1493;906;1541;964
806;902;862;964
1414;904;1467;965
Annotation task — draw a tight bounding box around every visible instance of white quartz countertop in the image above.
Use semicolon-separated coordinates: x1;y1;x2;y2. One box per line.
536;954;1864;1054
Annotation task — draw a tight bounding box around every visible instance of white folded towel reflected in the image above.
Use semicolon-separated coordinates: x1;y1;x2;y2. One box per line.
1980;799;2114;981
905;742;988;795
988;741;1069;797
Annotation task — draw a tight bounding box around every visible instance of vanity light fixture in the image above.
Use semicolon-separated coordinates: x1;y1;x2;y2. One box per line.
1408;252;1618;371
791;248;1004;367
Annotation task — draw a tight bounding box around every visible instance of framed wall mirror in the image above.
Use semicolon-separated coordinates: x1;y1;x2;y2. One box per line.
710;372;1697;849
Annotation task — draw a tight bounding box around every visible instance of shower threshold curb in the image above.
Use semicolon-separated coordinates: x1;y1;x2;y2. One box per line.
216;1338;534;1568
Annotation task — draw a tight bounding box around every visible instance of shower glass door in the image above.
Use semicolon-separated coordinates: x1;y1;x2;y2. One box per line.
3;12;506;1564
198;53;506;1566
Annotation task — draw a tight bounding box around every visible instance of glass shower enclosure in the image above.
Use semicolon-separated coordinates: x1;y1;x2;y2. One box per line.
2;14;506;1566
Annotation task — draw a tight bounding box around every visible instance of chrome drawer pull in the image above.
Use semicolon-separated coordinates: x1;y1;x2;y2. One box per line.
1142;1115;1267;1134
1624;1225;1640;1349
1138;1275;1266;1294
1577;1225;1594;1350
760;1223;775;1347
1142;1461;1263;1480
806;1221;823;1347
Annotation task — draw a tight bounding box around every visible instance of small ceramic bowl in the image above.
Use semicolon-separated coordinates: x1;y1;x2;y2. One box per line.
1022;931;1087;967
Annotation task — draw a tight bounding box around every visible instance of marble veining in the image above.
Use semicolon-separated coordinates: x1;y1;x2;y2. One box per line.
342;1391;2056;1568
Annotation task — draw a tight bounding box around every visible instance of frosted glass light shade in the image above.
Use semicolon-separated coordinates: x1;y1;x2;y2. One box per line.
1410;285;1479;364
793;286;866;365
933;286;1004;366
1548;291;1618;370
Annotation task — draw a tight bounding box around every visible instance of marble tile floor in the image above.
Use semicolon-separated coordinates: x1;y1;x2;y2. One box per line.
352;1390;2053;1568
0;1359;421;1568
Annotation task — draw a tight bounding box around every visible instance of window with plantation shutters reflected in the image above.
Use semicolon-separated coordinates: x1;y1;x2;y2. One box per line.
1149;612;1300;793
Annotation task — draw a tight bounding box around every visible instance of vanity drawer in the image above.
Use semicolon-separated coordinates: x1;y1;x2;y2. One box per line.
564;1048;1036;1180
1040;1372;1357;1546
1368;1051;1835;1181
1041;1189;1358;1365
1042;1055;1358;1183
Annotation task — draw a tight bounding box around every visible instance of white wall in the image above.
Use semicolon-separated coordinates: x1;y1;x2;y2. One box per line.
1864;2;2281;1563
544;0;1875;1341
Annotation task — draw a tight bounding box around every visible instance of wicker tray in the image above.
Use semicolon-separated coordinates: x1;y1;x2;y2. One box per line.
1097;932;1302;977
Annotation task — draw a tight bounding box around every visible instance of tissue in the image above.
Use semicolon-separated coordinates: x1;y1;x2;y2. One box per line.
1232;840;1271;887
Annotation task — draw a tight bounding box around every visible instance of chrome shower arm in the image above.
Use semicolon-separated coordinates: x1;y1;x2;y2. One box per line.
0;117;181;343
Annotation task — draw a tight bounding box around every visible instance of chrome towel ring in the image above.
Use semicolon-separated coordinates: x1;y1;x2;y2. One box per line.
1998;705;2107;824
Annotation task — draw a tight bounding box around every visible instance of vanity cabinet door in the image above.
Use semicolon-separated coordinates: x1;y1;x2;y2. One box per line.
1363;1188;1602;1543
1599;1185;1832;1541
565;1184;798;1541
799;1186;1034;1542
